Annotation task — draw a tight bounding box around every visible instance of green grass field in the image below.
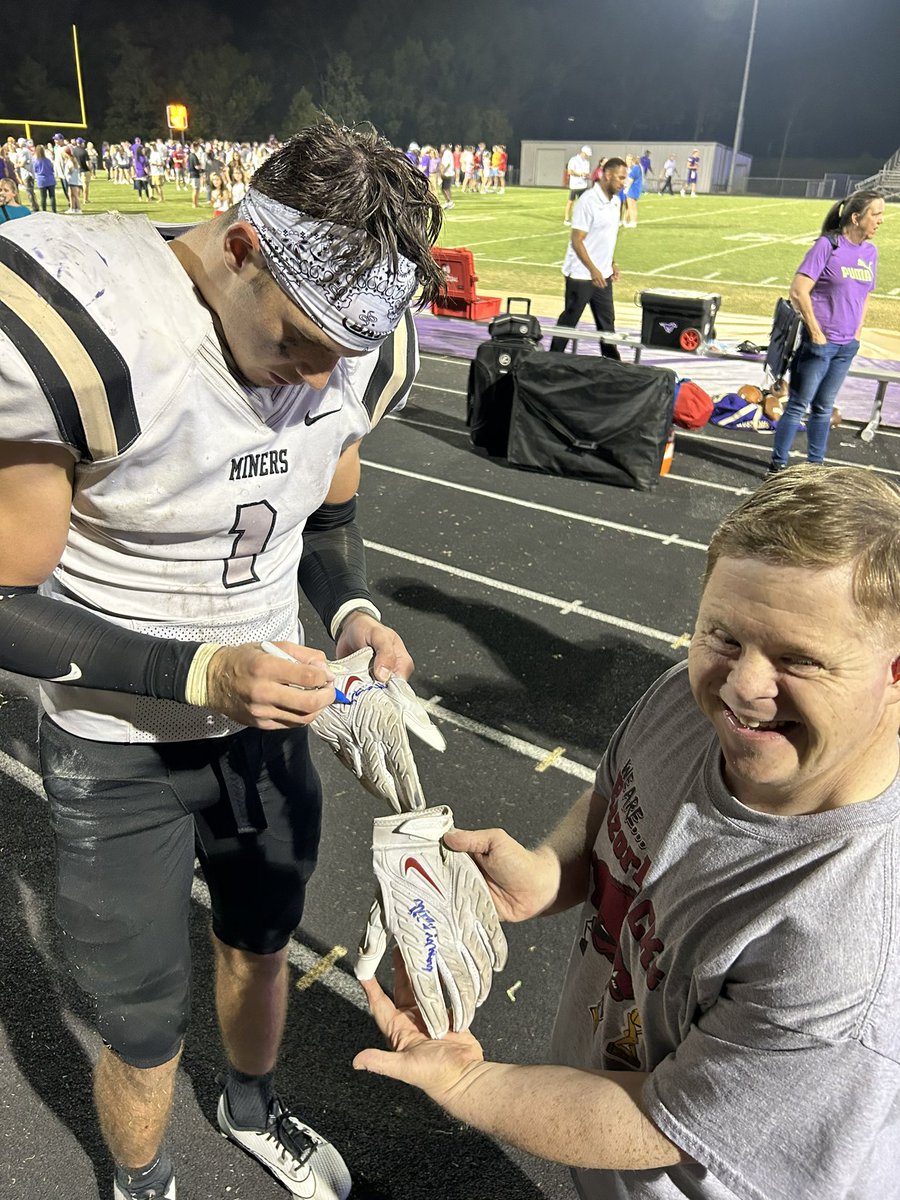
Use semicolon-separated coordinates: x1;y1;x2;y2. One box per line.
436;188;899;334
76;178;899;334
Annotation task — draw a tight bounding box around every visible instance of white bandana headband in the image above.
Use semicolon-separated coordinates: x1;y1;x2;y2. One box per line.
239;188;418;351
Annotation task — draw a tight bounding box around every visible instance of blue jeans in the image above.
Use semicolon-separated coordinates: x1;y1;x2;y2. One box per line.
771;336;859;465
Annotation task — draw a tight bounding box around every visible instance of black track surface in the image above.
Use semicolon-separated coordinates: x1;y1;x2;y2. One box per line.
1;349;898;1199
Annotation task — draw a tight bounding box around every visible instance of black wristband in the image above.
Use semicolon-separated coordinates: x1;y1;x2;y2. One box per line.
298;498;373;635
0;588;202;700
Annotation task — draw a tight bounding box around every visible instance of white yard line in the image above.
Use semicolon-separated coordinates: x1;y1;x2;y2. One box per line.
621;200;800;227
464;228;572;249
645;229;819;276
477;256;565;270
625;272;900;299
463;202;802;254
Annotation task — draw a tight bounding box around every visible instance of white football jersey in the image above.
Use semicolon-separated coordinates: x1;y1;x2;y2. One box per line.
0;213;419;742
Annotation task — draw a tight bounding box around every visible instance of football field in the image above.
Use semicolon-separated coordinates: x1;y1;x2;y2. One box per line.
436;187;899;338
75;177;898;349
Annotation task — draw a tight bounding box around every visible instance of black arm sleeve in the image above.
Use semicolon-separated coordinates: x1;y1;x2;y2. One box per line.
0;587;201;699
297;498;372;634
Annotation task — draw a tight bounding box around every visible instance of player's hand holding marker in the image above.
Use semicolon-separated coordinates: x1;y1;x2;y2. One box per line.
305;645;446;813
355;805;508;1039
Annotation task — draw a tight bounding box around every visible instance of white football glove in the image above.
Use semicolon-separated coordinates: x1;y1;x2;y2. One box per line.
355;805;508;1039
309;647;445;813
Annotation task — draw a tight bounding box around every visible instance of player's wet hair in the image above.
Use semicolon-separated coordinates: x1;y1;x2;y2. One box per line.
821;190;883;238
704;466;900;637
603;157;627;173
247;116;444;305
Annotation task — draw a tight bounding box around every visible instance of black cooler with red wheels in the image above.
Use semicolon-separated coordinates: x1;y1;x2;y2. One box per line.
638;290;720;353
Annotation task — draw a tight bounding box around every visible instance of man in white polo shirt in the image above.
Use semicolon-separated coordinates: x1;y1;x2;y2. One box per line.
550;156;628;358
563;145;592;225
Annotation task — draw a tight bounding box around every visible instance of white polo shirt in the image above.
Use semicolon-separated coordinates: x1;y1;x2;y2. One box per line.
566;153;591;191
561;184;621;280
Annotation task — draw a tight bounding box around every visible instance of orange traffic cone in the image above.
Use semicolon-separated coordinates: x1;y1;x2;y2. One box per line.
660;429;675;476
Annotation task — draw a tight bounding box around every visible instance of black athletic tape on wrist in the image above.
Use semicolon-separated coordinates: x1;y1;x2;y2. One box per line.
0;589;203;700
298;498;374;636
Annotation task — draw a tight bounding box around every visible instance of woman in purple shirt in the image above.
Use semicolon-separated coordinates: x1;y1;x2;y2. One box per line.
770;190;884;471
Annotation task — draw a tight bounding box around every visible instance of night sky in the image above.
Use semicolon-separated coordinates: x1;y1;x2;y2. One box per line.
2;0;898;166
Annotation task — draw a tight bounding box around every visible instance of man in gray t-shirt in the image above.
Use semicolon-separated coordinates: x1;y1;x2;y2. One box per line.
355;465;900;1200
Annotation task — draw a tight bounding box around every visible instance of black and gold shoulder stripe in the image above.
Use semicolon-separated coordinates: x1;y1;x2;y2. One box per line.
0;237;140;461
360;308;417;429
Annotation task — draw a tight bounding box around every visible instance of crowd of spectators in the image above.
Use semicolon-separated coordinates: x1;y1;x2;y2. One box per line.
2;133;510;220
0;133;280;216
405;142;508;209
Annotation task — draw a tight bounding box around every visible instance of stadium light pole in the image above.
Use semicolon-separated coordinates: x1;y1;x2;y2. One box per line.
727;0;759;194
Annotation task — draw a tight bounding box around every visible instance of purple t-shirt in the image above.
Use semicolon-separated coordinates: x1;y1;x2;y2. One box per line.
796;234;877;344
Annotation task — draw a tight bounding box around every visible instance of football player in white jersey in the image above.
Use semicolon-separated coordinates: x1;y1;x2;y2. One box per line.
0;119;448;1200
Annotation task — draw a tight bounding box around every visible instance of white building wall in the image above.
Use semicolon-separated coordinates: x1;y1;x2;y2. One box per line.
520;140;751;192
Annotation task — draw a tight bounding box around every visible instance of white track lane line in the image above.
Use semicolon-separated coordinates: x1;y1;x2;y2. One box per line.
362;459;709;550
394;415;469;436
384;416;754;497
426;703;596;783
408;378;900;475
678;429;900;477
0;747;368;1008
411;379;467;394
364;540;689;645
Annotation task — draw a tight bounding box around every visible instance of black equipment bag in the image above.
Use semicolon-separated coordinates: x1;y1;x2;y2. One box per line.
507;352;677;491
487;296;543;344
764;297;803;386
467;339;537;456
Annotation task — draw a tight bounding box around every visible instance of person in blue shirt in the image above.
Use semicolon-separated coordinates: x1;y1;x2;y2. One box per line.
623;156;644;228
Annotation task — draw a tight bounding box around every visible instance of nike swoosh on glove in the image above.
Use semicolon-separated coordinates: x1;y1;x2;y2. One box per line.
310;647;445;813
355;805;508;1039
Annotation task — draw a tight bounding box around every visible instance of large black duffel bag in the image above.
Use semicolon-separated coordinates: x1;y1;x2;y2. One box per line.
507;352;676;490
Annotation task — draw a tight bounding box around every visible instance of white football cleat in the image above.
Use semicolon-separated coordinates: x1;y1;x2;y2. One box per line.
218;1091;351;1199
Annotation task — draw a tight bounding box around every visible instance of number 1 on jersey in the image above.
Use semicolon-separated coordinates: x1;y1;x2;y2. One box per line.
224;500;277;588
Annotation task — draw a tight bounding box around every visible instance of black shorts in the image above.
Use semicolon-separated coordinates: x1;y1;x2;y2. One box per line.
40;717;323;1067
